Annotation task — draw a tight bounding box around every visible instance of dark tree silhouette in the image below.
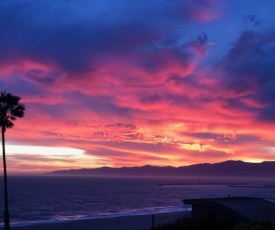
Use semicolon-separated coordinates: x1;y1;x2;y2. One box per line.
0;91;25;230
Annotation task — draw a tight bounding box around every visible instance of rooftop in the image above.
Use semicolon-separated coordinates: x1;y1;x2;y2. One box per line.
184;197;275;222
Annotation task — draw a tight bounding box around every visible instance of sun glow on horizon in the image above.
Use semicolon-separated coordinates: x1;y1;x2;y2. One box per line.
4;144;105;173
242;159;264;163
6;145;85;157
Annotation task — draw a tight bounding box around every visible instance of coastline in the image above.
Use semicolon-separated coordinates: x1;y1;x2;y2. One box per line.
11;210;191;230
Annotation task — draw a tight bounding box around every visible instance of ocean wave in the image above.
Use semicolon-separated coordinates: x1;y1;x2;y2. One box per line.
9;205;191;228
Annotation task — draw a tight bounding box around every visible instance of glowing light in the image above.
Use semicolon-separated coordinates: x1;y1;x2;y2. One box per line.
243;159;263;163
6;145;85;157
179;143;203;152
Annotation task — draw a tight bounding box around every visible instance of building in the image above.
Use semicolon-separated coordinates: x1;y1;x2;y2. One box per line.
184;197;275;222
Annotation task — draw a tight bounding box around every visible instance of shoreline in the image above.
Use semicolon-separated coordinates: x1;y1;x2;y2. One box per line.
11;210;191;230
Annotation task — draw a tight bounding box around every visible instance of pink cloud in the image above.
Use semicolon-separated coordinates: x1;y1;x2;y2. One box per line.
2;1;275;173
185;0;222;23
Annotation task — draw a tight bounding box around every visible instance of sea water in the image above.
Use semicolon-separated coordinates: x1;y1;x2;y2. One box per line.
0;175;275;227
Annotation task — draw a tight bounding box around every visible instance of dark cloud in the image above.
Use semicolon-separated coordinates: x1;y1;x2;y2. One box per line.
105;123;136;129
131;45;192;74
222;97;257;113
0;73;52;102
187;132;219;140
0;21;157;74
219;29;275;122
186;32;208;56
168;74;199;89
139;94;164;104
243;15;260;27
184;0;221;22
259;104;275;122
0;1;161;74
0;0;218;80
222;30;275;96
181;132;262;146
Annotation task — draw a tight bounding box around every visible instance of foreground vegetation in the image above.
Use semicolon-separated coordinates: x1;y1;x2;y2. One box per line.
155;218;275;230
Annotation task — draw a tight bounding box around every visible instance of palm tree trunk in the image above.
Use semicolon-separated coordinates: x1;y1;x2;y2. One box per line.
2;126;10;230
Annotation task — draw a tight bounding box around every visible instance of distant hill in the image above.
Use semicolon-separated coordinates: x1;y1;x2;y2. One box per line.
49;161;275;177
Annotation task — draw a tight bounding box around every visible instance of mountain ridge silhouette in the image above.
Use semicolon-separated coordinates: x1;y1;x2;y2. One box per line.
49;160;275;177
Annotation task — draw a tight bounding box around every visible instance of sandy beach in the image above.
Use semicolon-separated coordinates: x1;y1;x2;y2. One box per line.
11;211;190;230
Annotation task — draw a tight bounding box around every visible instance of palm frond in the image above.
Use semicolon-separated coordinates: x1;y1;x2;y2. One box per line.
0;91;25;131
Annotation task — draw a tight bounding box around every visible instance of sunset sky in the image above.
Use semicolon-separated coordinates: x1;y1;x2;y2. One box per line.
1;0;275;173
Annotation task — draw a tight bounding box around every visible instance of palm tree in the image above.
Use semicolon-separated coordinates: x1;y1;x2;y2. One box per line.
0;91;25;230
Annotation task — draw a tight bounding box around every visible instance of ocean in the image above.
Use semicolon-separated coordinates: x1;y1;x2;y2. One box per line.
0;175;275;227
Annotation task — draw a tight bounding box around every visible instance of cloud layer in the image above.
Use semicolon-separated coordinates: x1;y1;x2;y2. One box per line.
1;0;275;172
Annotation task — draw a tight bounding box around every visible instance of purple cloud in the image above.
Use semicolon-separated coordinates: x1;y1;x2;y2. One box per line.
218;29;275;122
